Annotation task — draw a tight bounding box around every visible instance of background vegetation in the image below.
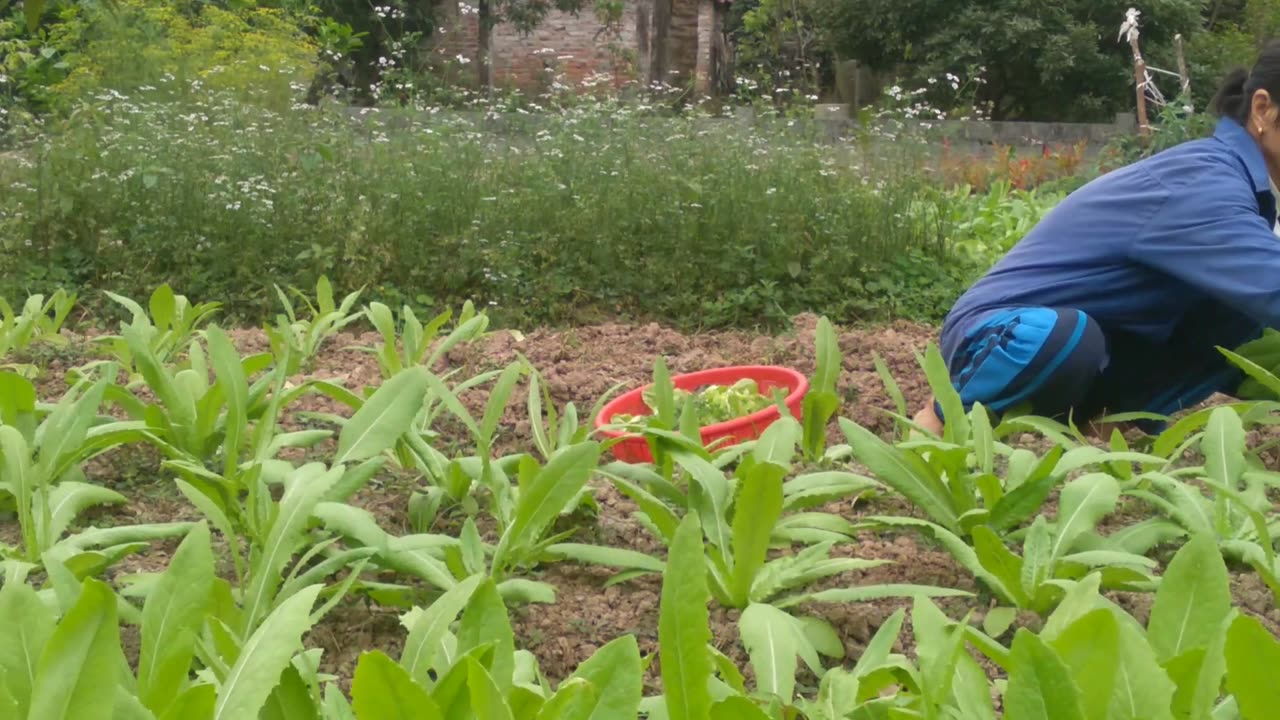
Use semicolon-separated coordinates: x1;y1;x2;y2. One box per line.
4;1;1280;717
0;0;1272;331
1;90;1015;329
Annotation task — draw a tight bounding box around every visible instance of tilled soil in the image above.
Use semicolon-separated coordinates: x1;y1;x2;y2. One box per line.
15;315;1280;697
268;314;953;688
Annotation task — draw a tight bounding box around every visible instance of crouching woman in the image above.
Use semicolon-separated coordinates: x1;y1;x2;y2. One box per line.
916;44;1280;435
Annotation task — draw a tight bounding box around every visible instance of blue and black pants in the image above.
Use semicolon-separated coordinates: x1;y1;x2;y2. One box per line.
937;302;1262;432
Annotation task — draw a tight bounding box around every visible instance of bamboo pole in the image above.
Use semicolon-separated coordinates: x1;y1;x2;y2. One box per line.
1175;34;1191;107
1120;9;1151;136
1130;34;1151;135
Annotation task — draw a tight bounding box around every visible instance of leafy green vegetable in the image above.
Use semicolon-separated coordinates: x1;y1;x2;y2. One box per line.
801;316;842;460
0;289;76;377
26;578;127;720
657;514;714;720
0;372;191;575
1225;614;1280;719
265;275;365;375
94;284;221;381
614;378;777;428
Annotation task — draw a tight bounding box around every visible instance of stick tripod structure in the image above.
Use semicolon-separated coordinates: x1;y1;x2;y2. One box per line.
1119;8;1192;141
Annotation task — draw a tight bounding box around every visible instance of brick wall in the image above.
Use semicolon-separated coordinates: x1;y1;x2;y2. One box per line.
429;0;714;93
491;4;641;90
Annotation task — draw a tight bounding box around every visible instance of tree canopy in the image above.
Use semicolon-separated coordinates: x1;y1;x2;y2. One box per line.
819;0;1213;121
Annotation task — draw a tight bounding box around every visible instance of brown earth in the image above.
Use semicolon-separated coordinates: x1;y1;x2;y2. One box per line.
8;315;1280;700
269;313;954;690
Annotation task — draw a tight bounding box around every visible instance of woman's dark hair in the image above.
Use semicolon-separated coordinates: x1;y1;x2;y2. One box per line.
1213;40;1280;125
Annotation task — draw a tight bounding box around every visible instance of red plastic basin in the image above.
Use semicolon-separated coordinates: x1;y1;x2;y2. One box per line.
594;365;809;463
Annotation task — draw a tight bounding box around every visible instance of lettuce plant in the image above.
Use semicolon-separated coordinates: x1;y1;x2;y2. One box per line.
0;371;191;577
315;440;606;606
981;533;1272;720
863;471;1156;619
313;359;558;530
1207;484;1280;606
1100;407;1280;559
323;356;609;533
586;417;954;607
0;289;76;351
336;572;644;720
561;417;966;713
1230;327;1280;401
526;358;623;463
0;521;340;720
800;533;1273;719
348;300;489;381
631;511;962;716
0;289;76;376
848;344;1168;541
94;284;222;379
306;364;503;520
98;324;324;471
795;599;995;719
841;344;1179;620
800;316;843;461
309;311;513;527
264;274;365;375
413;362;535;526
1085;346;1280;562
165;359;419;593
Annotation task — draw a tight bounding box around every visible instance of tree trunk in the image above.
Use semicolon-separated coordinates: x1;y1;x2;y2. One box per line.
669;0;699;99
648;0;671;88
1208;0;1222;31
478;0;493;90
708;0;733;97
636;0;652;82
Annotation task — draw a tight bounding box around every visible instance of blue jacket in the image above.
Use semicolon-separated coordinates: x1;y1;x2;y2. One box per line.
941;117;1280;362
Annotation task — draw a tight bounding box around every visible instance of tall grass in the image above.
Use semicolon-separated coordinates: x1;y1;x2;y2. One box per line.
0;89;966;329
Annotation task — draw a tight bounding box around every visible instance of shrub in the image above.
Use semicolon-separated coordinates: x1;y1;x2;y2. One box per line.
936;140;1089;193
47;0;316;112
0;7;84;139
0;92;969;329
1101;98;1215;166
930;180;1065;266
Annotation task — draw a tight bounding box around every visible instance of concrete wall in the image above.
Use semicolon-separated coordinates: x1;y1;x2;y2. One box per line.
802;105;1140;157
933;115;1138;157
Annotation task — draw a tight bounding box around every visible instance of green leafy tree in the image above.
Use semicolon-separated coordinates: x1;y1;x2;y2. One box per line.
726;0;833;103
820;0;1203;121
1189;1;1280;110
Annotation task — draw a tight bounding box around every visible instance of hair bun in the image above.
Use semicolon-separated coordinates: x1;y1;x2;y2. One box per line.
1212;67;1251;120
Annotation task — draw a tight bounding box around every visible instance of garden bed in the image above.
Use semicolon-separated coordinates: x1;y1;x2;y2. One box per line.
16;313;1279;698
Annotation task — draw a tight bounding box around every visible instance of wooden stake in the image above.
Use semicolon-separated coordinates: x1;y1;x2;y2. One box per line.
1175;34;1191;106
1129;34;1151;135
